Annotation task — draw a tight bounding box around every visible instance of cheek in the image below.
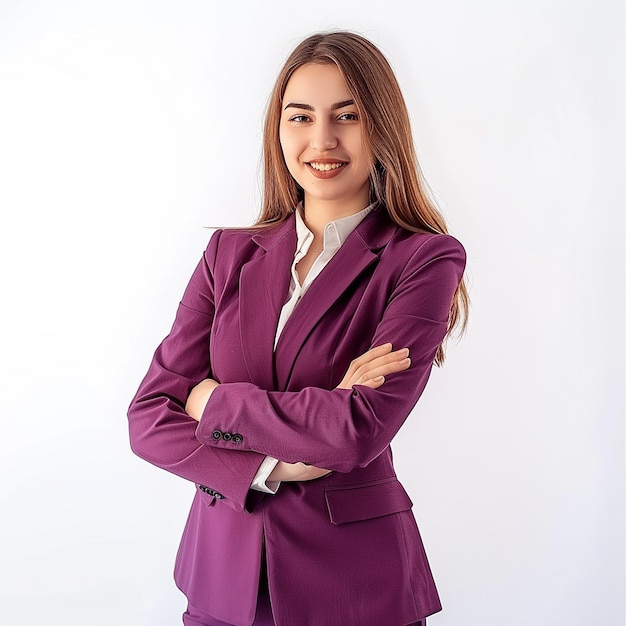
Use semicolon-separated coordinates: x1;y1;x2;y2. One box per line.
279;130;303;182
279;125;296;161
354;133;371;164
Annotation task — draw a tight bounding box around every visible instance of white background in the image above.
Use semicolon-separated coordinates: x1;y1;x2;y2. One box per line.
0;1;623;625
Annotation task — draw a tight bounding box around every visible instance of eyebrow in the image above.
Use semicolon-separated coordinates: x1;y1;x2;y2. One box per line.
283;99;355;111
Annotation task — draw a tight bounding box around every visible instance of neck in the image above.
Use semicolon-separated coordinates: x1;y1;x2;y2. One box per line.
302;193;371;240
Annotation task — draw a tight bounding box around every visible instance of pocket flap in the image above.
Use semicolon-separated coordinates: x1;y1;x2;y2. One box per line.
325;479;413;525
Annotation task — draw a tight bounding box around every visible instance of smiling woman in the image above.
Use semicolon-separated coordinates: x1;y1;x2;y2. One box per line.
279;63;372;217
128;30;469;626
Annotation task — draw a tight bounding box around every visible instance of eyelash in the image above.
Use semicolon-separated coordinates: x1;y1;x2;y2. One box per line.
288;112;359;123
337;112;358;121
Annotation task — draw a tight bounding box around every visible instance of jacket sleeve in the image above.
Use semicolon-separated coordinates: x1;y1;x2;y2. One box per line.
195;234;466;473
127;229;266;512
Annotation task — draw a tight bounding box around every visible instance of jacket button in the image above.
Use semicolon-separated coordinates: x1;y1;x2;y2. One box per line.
222;432;232;441
214;492;225;499
212;430;222;440
232;433;243;444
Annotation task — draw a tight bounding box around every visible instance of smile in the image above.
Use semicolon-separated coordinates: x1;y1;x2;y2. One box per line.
308;161;346;172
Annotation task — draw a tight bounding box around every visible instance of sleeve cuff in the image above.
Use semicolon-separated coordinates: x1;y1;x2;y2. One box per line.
250;456;281;494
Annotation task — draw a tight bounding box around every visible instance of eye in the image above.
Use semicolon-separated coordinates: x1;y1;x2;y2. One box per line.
288;114;311;123
337;112;359;121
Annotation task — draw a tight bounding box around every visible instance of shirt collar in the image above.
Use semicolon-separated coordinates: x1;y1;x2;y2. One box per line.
294;202;378;255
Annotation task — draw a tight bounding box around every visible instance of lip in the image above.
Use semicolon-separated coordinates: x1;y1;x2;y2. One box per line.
305;159;348;179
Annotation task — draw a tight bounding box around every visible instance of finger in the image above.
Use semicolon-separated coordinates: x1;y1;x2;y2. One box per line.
342;349;409;389
355;357;411;384
358;375;386;389
351;348;410;379
349;343;393;369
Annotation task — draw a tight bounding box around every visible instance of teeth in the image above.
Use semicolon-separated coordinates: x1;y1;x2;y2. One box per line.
309;162;345;172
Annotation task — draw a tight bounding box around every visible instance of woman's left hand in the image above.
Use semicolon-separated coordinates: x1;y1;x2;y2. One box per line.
185;378;220;422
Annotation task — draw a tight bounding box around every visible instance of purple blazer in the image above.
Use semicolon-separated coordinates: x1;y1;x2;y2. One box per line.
128;206;466;626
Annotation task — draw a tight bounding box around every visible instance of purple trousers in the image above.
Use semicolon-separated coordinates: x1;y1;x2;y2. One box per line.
183;596;273;626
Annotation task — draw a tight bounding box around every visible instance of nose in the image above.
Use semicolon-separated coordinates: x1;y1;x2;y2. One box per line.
310;120;338;151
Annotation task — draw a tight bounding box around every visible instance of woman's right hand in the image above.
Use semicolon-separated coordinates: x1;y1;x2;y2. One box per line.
269;343;411;482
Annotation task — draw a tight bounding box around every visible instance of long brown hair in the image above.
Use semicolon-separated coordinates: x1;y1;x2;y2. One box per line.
259;31;469;364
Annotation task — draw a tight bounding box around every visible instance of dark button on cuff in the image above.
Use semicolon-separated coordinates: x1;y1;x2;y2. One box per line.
197;484;225;500
232;433;243;444
211;430;222;440
222;432;232;441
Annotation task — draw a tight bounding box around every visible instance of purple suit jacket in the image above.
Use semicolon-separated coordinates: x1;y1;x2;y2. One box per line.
128;207;466;626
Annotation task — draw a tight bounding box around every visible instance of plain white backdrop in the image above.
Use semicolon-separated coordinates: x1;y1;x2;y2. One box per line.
0;1;623;624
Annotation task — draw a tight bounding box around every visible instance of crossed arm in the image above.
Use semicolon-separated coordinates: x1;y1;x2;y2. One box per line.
129;231;465;508
185;343;411;482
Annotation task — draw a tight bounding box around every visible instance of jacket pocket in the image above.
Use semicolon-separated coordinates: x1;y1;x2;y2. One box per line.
324;478;413;525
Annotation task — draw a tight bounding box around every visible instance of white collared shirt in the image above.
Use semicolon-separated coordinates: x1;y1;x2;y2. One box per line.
252;202;377;493
274;203;376;348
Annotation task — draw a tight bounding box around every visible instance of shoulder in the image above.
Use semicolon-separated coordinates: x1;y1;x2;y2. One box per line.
203;217;295;271
387;227;466;270
205;226;256;255
207;218;293;251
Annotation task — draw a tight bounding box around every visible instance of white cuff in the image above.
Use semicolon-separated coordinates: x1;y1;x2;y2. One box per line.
251;456;281;494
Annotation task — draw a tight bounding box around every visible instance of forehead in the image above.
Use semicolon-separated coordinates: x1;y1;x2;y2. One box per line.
282;63;353;103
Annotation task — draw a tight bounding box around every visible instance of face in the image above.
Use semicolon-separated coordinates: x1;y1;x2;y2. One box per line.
279;63;372;214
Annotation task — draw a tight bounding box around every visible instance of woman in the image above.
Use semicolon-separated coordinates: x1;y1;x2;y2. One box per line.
128;31;469;626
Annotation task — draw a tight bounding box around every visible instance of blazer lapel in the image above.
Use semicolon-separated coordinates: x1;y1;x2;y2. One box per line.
275;207;398;390
239;216;296;389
